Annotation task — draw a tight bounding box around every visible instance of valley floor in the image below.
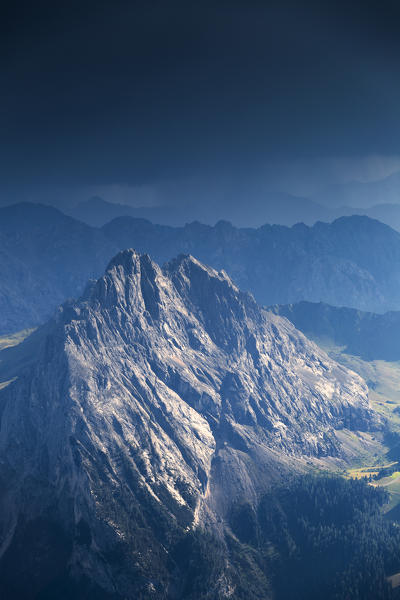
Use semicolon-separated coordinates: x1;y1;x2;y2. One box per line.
314;342;400;516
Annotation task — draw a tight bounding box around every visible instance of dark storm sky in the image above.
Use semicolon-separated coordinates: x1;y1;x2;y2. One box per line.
2;0;400;206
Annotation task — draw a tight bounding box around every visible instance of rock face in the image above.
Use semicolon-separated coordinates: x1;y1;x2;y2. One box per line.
0;250;380;598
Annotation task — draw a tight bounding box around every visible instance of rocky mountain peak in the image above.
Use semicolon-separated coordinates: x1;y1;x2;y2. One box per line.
77;249;258;351
0;250;383;598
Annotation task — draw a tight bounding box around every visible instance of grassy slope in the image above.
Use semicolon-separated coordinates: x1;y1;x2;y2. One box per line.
0;328;35;351
0;328;37;389
312;338;400;515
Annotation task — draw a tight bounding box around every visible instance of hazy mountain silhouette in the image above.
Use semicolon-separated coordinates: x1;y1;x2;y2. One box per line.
3;204;400;333
270;301;400;361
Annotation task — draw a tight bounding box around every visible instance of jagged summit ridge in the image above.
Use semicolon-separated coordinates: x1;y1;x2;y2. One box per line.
76;249;258;351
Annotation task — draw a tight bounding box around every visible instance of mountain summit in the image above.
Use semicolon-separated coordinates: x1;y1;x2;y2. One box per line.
0;250;381;597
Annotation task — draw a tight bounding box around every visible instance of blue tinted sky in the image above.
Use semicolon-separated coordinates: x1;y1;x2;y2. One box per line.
2;1;400;209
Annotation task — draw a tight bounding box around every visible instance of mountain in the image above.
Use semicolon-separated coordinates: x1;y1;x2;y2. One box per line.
0;250;382;598
270;301;400;362
102;214;400;313
362;203;400;233
69;194;332;228
68;197;183;228
4;203;400;335
0;203;118;334
67;195;400;233
325;203;400;234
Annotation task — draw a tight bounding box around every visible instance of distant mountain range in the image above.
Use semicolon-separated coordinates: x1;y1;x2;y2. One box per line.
67;196;186;228
0;249;379;598
68;193;331;228
338;202;400;233
69;195;400;231
3;203;400;333
270;301;400;362
0;203;116;334
102;212;400;314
